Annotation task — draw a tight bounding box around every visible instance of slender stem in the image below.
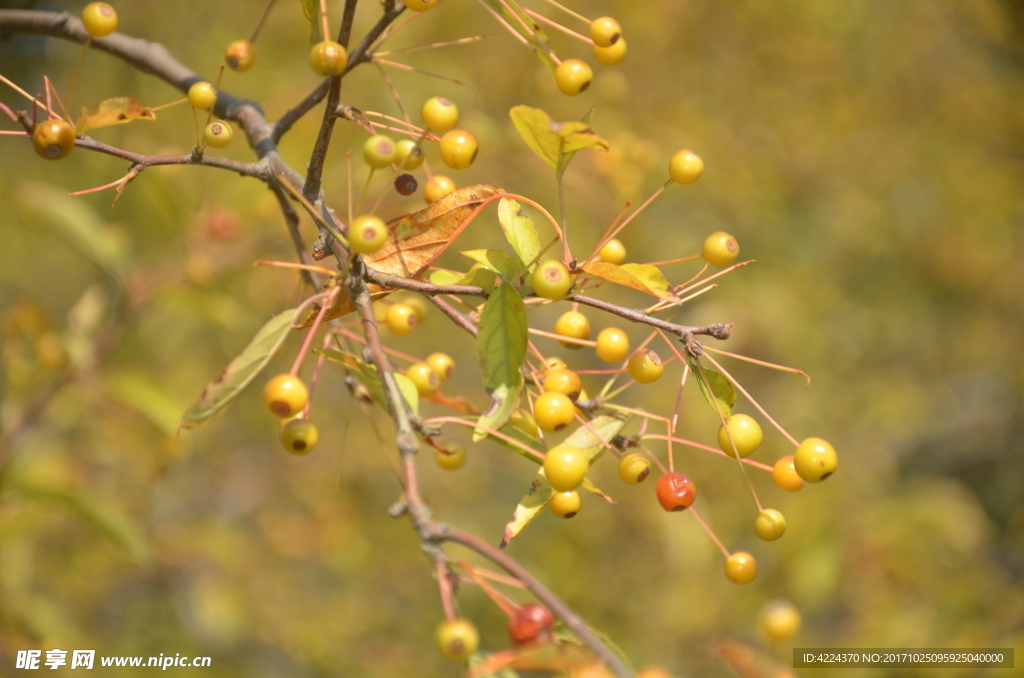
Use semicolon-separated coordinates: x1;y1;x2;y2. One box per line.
522;7;593;44
249;0;279;43
690;507;730;558
702;354;801;447
538;0;590;25
65;38;91;124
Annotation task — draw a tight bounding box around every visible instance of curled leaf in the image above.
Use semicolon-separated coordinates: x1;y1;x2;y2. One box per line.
179;307;302;429
500;474;552;548
76;97;156;133
510;106;608;174
581;261;672;298
314;348;418;415
687;355;737;418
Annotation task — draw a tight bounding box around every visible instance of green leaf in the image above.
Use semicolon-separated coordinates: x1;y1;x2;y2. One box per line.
686;355;736;418
500;474;552;548
12;481;149;566
509;106;609;175
474;282;528;440
481;0;558;73
481;419;547;461
179;307;302;429
498;197;541;272
582;261;673;298
301;0;321;43
428;266;498;289
461;249;519;280
12;182;129;278
315;349;418;415
561;413;630;463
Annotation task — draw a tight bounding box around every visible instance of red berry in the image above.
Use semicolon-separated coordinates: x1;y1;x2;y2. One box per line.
508;603;555;647
655;472;696;511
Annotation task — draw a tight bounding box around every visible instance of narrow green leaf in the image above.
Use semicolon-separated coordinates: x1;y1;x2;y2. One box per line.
498;197;541;271
481;419;547;461
474;282;528;440
461;249;519;280
107;373;182;436
561;413;630;463
481;0;558;73
315;348;418;415
686;355;736;418
429;266;498;288
301;0;321;43
500;474;551;548
179;307;302;429
552;621;634;671
582;261;673;298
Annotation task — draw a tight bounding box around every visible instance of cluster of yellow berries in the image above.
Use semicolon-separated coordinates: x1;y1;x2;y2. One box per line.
262;373;318;455
552;16;628;97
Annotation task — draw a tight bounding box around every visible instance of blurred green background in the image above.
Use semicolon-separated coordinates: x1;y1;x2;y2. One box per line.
2;0;1023;676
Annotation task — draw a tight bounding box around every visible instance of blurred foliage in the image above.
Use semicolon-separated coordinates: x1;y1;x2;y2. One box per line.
2;0;1023;676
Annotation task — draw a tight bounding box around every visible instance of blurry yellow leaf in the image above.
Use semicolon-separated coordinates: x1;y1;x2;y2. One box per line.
314;348;418;415
462;249;520;279
107;372;182;436
582;261;672;298
75;97;156;133
716;641;796;678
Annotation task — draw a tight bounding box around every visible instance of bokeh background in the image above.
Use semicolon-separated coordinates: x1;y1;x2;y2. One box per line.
2;0;1023;676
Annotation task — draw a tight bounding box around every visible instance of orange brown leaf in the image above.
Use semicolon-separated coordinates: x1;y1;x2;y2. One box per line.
76;97;156;133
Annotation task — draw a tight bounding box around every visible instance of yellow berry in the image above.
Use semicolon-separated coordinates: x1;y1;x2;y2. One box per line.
399;295;428;322
702;231;739;267
759;600;801;642
510;409;539;438
435;442;466;470
533;392;575;432
424;175;456;203
438;129;478;170
716;413;763;458
754;508;787;541
309;40;348;77
421;96;459;132
32;120;75;160
405;0;439;13
617;453;651;485
348;214;389;254
187;81;217;110
385;303;417;335
543;444;589;491
363;134;397;168
772;455;804;492
725;551;758;584
596;238;626;265
394;138;424;170
406;362;439;397
554;311;591;349
426;352;455;381
793;437;837;482
555;59;593;96
264;374;309;418
595;327;629;363
81;2;117;38
531;260;573;299
542;368;582;402
225;40;255;71
669;149;703;184
627;349;664;384
203;121;233;148
280;418;318;455
435;618;478;661
544;357;568;372
549;490;582;518
590;17;622;48
594;37;627;66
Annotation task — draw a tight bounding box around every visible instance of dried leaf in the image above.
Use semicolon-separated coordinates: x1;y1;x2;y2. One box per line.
474;282;528;440
498;197;541;272
76;97;156;133
716;641;797;678
425;391;481;415
314;185;498;322
509;106;608;174
179;307;302;429
582;261;672;298
469;652;522;677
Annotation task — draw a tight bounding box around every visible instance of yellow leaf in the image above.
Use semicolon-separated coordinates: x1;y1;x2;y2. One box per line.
582;261;673;298
76;97;156;133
